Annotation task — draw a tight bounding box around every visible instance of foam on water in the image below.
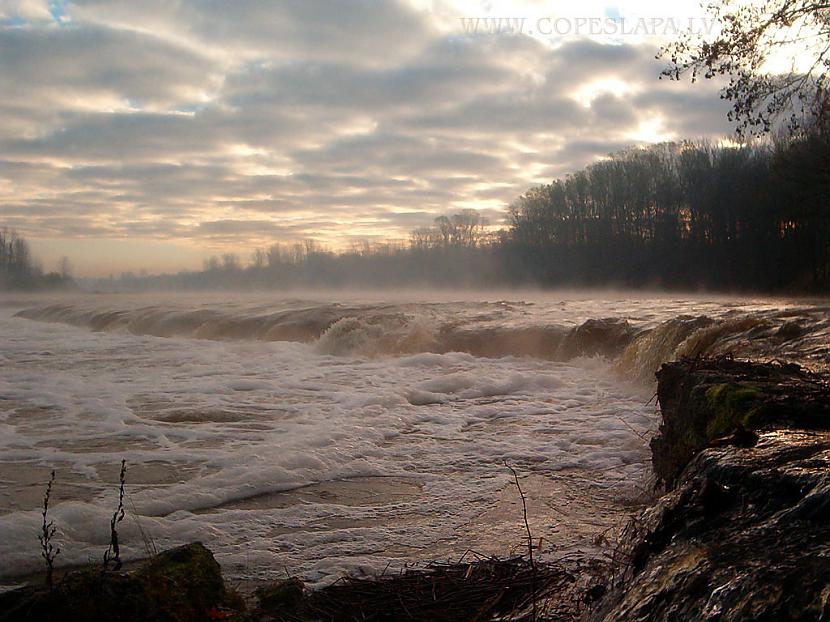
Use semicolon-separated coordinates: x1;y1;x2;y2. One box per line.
1;292;827;583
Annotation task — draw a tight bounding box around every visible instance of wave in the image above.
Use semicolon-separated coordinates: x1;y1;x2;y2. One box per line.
616;315;715;383
14;303;639;360
15;303;358;342
316;316;438;356
14;302;829;379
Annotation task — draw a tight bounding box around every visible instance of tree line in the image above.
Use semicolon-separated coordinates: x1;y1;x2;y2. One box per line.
506;128;830;290
109;127;829;293
0;229;74;291
111;210;508;290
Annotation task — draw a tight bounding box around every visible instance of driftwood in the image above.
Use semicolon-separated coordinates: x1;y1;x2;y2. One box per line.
257;555;585;622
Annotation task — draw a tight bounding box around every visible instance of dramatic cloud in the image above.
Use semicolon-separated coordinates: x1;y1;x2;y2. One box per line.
0;0;733;275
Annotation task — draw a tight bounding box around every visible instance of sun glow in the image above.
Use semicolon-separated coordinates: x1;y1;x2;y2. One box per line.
573;78;634;107
627;117;673;143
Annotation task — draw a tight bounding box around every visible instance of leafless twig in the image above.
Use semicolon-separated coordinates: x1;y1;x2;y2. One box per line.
505;460;537;622
103;459;127;571
39;470;60;590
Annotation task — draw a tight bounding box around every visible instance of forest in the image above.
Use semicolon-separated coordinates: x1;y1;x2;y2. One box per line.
506;127;830;290
8;126;829;293
99;126;830;293
0;229;74;291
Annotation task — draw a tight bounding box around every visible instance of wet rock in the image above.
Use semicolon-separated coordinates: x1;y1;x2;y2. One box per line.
591;358;830;622
776;320;806;341
0;542;246;622
255;577;305;615
591;431;830;622
650;357;830;489
558;318;640;359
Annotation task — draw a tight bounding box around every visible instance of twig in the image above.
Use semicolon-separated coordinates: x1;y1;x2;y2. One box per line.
103;459;127;571
39;470;60;590
504;461;537;622
128;495;156;557
616;415;651;443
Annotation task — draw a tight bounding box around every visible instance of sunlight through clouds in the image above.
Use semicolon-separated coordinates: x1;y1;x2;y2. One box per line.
0;0;733;275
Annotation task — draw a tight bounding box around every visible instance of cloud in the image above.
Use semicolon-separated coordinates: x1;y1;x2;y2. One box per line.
0;0;734;273
0;25;219;113
68;0;436;66
0;0;52;23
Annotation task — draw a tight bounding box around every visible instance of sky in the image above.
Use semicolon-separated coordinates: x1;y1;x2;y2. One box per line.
0;0;735;277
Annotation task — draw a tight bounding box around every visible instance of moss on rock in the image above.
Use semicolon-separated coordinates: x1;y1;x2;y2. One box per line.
703;383;763;438
651;358;830;488
0;543;247;622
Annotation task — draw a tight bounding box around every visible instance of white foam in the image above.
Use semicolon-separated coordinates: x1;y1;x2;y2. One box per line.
5;292;809;583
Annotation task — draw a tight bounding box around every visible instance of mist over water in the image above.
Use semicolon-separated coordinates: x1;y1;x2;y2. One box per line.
1;290;828;583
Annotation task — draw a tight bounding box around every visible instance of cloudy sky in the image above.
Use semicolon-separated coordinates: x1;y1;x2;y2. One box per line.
0;0;733;276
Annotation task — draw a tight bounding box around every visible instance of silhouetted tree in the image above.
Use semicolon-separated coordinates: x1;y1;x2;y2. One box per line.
660;0;830;134
92;133;830;294
0;229;73;290
251;248;266;269
58;256;72;280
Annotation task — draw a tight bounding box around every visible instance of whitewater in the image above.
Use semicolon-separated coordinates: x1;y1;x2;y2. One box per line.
1;291;828;584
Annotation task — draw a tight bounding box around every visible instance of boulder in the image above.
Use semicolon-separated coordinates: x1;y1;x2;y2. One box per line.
0;543;246;622
592;430;830;621
592;358;830;621
650;357;830;488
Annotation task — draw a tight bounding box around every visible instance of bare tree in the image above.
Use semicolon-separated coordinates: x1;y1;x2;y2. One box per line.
660;0;830;134
451;209;489;248
221;253;240;270
410;226;437;250
251;248;266;269
58;256;73;279
350;239;371;256
303;239;320;256
266;243;283;267
434;215;453;247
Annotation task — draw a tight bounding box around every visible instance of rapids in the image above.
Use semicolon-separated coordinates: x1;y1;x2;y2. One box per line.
1;291;827;584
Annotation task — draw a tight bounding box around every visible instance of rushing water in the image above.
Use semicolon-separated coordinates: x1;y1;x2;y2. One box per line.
1;290;828;584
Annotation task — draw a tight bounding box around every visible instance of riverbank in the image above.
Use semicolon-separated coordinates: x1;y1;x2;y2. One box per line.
591;357;830;621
